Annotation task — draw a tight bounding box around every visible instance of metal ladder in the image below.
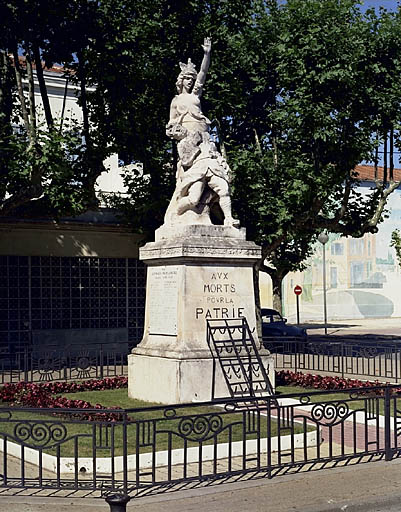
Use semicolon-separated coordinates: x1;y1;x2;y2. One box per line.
206;317;276;402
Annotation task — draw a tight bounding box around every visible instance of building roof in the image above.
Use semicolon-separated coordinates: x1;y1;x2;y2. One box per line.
11;54;71;75
354;164;401;182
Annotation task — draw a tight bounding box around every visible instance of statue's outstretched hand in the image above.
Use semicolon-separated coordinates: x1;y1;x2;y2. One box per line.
202;37;212;53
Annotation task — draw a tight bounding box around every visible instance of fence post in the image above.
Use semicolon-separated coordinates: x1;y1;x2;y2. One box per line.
123;412;128;495
384;386;392;461
63;349;67;381
100;344;104;379
341;341;344;379
267;397;272;479
24;348;29;382
105;494;131;511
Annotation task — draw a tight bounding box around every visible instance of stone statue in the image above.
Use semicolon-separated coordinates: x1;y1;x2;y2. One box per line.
164;38;239;228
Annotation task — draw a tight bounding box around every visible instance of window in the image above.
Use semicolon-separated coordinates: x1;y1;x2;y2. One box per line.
330;267;338;289
331;243;344;256
350;239;364;256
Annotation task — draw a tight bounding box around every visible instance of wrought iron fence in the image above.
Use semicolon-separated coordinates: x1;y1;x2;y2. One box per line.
0;343;128;384
264;337;401;382
0;384;401;507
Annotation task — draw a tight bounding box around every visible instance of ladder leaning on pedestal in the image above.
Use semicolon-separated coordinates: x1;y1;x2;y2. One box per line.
206;317;275;402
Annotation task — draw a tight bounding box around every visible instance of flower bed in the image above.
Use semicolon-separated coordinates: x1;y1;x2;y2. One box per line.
276;370;400;394
3;372;398;419
0;376;128;421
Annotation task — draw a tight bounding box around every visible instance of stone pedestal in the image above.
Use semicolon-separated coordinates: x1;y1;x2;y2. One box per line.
128;225;274;404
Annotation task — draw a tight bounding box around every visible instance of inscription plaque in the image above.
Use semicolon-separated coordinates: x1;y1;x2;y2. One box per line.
148;266;179;335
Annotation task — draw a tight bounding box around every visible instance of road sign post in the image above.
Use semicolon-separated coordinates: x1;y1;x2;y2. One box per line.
294;285;302;325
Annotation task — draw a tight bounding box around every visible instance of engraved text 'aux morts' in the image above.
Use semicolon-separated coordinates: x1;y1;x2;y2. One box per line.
196;271;244;319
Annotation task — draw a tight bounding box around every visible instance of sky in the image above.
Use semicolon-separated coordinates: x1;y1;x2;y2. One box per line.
278;0;400;9
359;0;399;11
357;1;400;167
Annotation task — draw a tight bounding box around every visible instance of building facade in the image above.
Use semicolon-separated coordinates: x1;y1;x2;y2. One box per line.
260;167;401;322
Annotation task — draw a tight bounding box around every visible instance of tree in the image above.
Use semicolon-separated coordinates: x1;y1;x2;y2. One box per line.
390;229;401;268
0;0;110;218
86;0;401;313
85;0;258;233
217;0;401;311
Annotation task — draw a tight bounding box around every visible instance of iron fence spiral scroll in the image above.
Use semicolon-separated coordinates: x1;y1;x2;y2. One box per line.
72;350;97;379
34;352;64;381
349;389;377;399
0;410;12;422
35;354;60;372
76;355;92;370
217;345;234;354
164;408;177;419
395;409;401;437
178;414;224;442
308;343;327;356
310;401;350;426
226;364;243;381
13;421;68;448
355;347;378;359
212;326;243;336
250;362;264;378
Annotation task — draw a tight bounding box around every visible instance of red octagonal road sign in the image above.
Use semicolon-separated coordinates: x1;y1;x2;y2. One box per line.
294;285;302;296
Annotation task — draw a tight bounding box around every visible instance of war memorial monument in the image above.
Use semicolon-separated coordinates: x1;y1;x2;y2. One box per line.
128;38;274;403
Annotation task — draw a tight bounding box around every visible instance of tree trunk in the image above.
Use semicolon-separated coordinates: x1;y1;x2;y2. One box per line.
25;50;37;140
258;245;289;315
271;272;285;314
78;53;90;143
60;76;69;131
33;44;53;129
0;51;13;126
12;49;31;139
253;262;262;345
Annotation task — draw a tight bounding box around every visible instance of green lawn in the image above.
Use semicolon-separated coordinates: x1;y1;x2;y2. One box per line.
0;388;307;457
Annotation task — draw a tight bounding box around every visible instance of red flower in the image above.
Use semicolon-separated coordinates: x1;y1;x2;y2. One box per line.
0;376;128;422
275;369;391;396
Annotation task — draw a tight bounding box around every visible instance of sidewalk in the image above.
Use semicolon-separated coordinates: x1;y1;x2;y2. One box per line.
301;316;401;338
2;456;401;511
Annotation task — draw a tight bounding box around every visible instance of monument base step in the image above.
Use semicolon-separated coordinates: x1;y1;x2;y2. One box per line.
127;352;275;404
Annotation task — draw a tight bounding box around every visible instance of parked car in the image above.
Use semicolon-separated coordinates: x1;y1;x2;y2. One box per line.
261;308;307;340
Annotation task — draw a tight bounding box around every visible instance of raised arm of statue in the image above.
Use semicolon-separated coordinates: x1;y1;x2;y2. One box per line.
167;37;212;134
194;37;211;96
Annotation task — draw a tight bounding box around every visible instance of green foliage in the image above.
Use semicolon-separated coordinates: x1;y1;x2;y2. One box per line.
390;229;401;268
1;0;257;228
0;0;109;217
217;0;401;307
79;0;257;233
